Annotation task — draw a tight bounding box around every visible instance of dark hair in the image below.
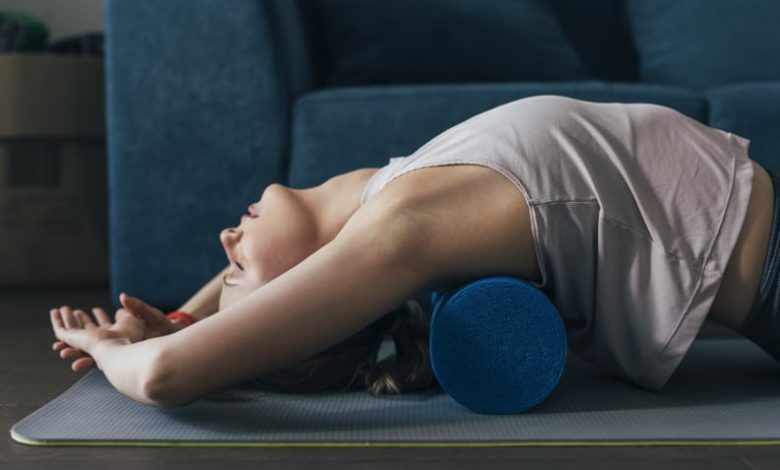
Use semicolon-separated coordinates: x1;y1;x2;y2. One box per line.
204;297;438;400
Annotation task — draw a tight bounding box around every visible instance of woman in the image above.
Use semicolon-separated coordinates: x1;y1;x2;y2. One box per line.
49;95;778;407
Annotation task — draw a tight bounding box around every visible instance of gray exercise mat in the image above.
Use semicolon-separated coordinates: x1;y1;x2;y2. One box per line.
10;338;780;447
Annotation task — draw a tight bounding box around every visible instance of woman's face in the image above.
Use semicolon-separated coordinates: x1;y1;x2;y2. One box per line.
218;183;319;310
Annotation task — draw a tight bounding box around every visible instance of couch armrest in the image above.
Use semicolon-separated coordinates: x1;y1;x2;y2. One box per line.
105;0;317;309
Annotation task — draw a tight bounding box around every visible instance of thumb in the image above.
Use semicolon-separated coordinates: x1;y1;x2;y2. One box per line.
120;293;165;323
118;293;141;320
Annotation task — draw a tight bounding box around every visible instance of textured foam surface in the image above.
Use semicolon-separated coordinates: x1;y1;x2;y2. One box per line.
10;339;780;446
429;276;567;414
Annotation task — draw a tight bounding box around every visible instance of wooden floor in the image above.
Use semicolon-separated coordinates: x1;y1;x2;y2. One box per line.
3;287;780;469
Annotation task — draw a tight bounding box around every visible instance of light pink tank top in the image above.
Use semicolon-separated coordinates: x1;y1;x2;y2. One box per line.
360;95;754;391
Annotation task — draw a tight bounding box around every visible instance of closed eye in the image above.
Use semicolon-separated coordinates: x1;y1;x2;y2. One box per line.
235;261;244;271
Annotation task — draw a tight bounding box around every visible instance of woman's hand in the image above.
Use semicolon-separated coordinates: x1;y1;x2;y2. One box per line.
50;306;145;371
117;293;185;340
51;294;186;372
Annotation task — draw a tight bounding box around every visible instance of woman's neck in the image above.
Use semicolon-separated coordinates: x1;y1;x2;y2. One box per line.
300;167;380;246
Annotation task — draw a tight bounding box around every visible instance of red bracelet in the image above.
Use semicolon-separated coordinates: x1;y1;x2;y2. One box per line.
167;311;197;327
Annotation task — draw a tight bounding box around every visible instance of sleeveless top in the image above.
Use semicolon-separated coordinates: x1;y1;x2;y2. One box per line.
360;95;755;391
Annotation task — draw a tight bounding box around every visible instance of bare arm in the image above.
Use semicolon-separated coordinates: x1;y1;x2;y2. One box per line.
92;336;166;405
111;265;229;338
86;266;227;403
87;266;229;403
87;164;546;406
145;209;428;407
176;265;230;320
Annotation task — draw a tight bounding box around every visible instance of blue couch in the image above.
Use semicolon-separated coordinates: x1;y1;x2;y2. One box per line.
105;0;780;310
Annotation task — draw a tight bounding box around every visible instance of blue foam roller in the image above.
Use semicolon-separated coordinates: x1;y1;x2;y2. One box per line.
428;276;567;414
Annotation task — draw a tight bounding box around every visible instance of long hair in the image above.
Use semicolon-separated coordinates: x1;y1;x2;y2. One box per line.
202;297;438;401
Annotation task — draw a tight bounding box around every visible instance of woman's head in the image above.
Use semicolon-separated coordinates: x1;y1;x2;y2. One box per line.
218;183;322;310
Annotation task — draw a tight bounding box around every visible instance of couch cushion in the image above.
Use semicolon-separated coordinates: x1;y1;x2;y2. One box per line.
288;82;706;188
311;0;590;87
707;82;780;174
626;0;780;89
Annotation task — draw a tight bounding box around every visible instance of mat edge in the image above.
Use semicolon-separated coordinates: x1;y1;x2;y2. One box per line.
10;429;780;448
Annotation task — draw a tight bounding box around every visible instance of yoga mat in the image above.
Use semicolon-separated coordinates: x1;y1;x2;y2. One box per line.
10;338;780;447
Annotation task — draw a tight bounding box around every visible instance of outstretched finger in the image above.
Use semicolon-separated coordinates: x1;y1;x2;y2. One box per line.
72;356;96;372
74;309;96;329
59;306;80;329
50;308;64;331
60;347;89;360
91;307;112;327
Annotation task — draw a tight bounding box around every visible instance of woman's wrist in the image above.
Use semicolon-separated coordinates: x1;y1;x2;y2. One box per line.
93;336;132;370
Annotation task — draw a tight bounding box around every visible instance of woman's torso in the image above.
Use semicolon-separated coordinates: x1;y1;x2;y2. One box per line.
358;95;760;390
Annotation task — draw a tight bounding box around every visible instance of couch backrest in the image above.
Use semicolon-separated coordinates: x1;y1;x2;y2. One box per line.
265;0;328;99
289;0;639;88
280;0;780;92
625;0;780;89
548;0;638;81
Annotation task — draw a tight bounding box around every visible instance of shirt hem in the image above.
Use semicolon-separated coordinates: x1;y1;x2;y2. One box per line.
635;133;755;390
